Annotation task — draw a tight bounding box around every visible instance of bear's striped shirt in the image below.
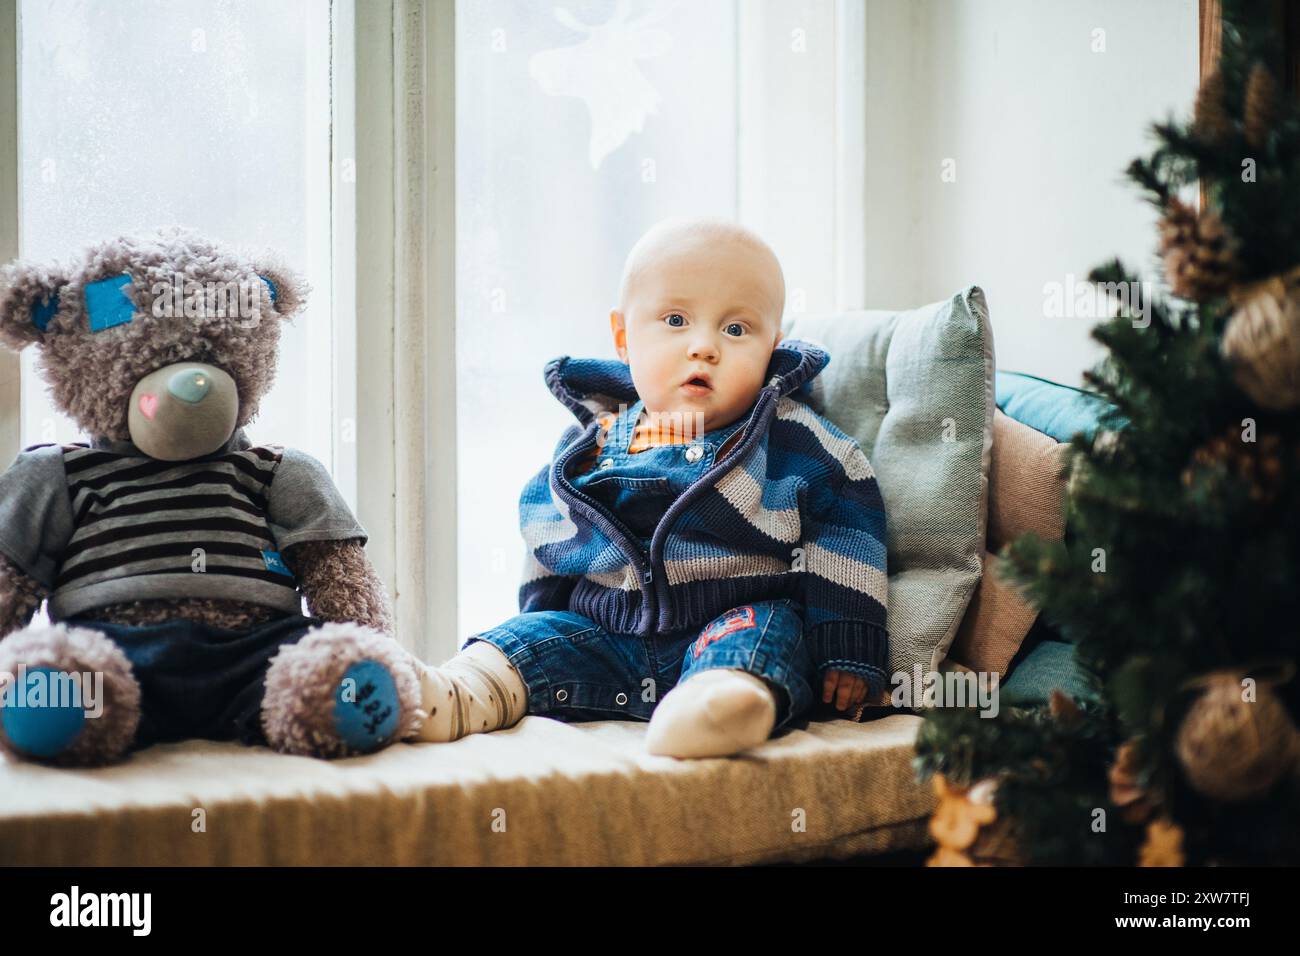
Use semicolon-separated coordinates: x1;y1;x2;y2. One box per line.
0;429;366;621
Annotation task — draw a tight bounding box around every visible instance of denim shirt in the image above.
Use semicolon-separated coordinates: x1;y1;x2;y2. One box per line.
571;398;750;553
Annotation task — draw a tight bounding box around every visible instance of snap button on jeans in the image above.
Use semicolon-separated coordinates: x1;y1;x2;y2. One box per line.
555;688;569;702
615;692;628;705
684;444;703;463
599;458;614;469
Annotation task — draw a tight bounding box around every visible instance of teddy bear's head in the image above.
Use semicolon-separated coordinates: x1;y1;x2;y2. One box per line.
0;228;307;460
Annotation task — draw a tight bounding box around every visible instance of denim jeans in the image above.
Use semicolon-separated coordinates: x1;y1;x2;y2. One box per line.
464;598;819;732
63;612;324;749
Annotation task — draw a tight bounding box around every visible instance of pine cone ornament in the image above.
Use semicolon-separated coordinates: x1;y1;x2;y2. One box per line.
1244;62;1279;149
1221;266;1300;410
1158;198;1239;301
1180;422;1292;505
1138;817;1185;867
1108;739;1160;825
1174;671;1300;802
1193;68;1233;143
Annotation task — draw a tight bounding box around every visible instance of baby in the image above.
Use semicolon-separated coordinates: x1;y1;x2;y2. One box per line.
417;218;889;757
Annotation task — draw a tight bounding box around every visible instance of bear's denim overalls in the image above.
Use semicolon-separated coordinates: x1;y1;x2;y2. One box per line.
466;398;821;732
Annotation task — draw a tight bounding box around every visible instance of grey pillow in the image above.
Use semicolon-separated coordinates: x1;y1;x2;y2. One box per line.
784;287;994;689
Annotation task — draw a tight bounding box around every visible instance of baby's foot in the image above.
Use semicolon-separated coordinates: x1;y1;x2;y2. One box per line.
645;668;777;758
418;640;528;742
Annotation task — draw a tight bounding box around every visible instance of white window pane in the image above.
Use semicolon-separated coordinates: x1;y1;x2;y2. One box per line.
455;0;739;638
18;0;334;478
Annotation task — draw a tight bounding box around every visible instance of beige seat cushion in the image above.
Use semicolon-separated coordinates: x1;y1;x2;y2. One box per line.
0;713;935;865
947;410;1069;674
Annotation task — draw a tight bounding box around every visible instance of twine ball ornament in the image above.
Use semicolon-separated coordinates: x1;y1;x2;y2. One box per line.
1174;671;1300;802
1221;267;1300;410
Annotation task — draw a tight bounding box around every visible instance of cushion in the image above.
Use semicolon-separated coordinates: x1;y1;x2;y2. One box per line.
1000;639;1101;706
0;714;934;865
947;409;1070;674
785;287;995;698
995;371;1119;444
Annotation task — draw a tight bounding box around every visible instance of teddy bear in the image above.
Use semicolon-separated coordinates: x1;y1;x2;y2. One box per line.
0;229;424;765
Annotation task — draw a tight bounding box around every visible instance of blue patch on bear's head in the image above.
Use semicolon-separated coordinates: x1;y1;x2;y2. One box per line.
84;273;136;333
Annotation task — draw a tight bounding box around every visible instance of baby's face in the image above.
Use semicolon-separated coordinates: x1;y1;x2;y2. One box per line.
611;237;784;435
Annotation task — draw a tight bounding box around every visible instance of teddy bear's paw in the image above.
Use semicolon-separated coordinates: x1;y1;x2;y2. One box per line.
260;622;424;759
0;623;141;766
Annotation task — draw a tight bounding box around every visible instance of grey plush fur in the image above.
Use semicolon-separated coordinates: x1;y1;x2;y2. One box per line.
0;623;141;766
0;554;44;638
282;540;395;635
0;227;304;440
261;622;422;758
0;229;407;760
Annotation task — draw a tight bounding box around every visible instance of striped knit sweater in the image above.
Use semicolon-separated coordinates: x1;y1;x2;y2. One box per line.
518;339;890;694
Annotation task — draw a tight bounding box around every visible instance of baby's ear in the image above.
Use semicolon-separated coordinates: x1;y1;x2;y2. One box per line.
0;257;71;351
251;253;310;319
609;309;628;362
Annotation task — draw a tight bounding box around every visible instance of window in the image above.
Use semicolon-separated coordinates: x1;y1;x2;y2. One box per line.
17;0;338;485
454;0;863;637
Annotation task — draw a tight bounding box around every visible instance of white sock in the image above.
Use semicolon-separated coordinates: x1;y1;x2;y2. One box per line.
644;668;778;758
417;640;528;742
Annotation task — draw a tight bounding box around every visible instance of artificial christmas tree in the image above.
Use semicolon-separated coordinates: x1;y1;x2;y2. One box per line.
915;0;1300;865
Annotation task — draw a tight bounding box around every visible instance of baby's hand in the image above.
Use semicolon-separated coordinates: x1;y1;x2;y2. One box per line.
822;669;869;712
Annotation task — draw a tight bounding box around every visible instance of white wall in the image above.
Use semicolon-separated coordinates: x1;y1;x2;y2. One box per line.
862;0;1199;387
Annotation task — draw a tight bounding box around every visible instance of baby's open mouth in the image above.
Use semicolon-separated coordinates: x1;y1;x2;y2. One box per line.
681;372;713;392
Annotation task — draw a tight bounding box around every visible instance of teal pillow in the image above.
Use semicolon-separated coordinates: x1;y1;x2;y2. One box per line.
785;287;994;684
1000;639;1101;705
995;371;1121;443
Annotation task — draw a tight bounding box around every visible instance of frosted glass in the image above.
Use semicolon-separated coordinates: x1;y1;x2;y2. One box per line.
18;0;334;478
455;0;739;639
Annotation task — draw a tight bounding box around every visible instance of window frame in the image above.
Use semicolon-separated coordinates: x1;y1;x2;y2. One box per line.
0;0;863;663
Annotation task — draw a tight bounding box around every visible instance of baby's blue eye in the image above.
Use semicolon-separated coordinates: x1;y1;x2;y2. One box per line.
724;322;745;337
664;313;686;327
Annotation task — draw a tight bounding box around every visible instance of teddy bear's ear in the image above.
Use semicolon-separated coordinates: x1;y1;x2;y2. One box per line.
251;255;309;320
0;258;71;351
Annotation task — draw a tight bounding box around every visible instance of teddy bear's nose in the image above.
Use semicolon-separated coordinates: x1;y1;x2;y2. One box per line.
167;368;212;404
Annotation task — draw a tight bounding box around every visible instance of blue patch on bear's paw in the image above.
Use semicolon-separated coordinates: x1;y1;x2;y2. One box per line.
332;659;401;753
0;666;87;759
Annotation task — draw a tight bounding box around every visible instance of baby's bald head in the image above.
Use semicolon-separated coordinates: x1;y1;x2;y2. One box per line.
616;217;786;324
608;218;786;434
